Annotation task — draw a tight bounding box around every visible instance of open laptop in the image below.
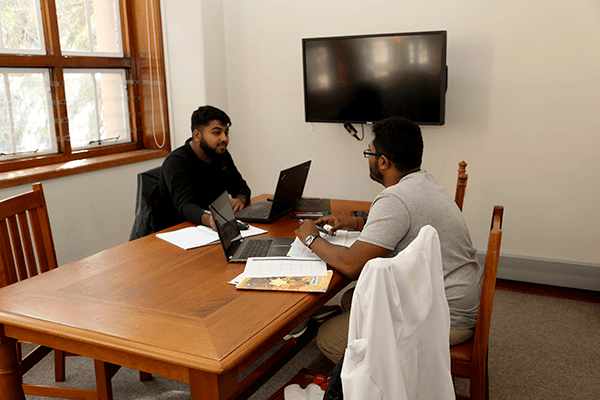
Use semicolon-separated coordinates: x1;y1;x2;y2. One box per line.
210;191;294;263
235;160;311;224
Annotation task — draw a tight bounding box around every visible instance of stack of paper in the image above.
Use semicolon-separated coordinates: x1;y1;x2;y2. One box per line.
231;257;333;293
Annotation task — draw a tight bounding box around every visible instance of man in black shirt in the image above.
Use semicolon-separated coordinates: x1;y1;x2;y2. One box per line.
156;105;251;231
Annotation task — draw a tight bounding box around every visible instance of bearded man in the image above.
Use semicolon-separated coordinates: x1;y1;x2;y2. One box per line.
156;105;250;231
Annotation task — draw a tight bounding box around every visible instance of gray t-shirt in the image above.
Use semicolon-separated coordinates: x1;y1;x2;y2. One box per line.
358;169;483;330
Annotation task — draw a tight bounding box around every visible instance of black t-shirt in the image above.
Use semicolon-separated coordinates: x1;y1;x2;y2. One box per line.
155;138;251;230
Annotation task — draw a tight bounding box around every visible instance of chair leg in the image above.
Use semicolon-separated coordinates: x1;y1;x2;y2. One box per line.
470;362;487;400
140;371;152;381
54;350;66;382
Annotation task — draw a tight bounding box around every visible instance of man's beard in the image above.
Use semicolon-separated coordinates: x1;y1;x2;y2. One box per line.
200;136;226;161
369;162;384;184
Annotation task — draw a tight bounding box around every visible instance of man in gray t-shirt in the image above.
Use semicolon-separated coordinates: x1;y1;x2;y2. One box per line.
296;117;483;364
362;170;482;330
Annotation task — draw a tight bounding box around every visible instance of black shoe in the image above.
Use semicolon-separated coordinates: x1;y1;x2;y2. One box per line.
284;318;312;340
310;304;342;323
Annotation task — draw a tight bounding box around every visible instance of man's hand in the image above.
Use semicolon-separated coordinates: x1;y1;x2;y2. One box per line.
209;215;217;231
230;197;245;212
315;214;356;235
295;219;320;243
201;213;218;231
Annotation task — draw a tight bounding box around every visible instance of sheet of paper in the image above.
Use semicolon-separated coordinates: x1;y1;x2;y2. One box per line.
157;224;267;250
327;230;361;247
230;257;327;285
285;230;361;258
286;237;321;259
156;226;218;250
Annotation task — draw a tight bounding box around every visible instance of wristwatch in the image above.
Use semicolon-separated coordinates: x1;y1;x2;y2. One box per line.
304;234;320;249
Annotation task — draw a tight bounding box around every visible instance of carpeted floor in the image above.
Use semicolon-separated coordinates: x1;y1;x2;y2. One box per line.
21;282;600;399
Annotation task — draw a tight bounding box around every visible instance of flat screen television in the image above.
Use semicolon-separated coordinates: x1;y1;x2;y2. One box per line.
302;30;447;125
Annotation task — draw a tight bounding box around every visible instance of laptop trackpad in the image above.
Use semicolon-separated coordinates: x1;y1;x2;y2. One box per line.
267;238;294;257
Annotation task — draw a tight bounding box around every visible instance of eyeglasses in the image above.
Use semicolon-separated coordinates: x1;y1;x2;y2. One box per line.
363;148;396;161
363;149;382;158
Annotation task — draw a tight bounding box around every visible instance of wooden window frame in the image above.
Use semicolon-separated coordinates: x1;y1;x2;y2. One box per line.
0;0;170;189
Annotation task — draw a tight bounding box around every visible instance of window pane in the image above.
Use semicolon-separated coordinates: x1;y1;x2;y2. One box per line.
0;69;57;158
64;69;130;149
56;0;122;56
0;0;45;54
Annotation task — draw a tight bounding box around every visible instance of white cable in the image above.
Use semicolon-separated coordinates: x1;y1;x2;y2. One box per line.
150;0;166;146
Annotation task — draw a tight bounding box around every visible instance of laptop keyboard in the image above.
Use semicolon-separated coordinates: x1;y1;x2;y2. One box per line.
245;203;272;219
239;238;273;259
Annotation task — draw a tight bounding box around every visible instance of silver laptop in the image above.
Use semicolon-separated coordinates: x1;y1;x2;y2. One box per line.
235;160;311;224
209;191;294;263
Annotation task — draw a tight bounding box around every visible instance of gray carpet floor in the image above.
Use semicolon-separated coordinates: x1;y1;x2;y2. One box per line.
20;286;600;399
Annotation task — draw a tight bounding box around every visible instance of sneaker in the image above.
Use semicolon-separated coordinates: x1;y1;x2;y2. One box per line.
310;304;342;323
284;318;312;340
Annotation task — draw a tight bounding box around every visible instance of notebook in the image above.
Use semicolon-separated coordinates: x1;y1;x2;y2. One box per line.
292;198;331;219
235;160;311;224
210;190;294;263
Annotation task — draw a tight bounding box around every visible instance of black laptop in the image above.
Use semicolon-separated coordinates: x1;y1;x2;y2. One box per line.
235;160;311;224
209;191;294;263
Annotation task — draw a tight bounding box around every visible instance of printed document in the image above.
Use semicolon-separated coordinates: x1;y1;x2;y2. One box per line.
156;224;267;250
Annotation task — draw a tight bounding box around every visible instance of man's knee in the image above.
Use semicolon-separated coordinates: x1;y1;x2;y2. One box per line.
316;312;350;364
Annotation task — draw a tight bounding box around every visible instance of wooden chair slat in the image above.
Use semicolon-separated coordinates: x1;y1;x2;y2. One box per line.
17;211;39;279
0;219;18;286
7;214;29;282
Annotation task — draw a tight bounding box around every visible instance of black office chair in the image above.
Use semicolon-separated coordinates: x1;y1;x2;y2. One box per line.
129;166;162;241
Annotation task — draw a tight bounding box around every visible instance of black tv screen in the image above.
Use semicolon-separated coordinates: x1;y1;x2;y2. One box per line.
302;30;447;125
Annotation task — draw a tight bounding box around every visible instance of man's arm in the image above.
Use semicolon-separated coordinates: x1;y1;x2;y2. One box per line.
296;220;389;279
162;155;208;226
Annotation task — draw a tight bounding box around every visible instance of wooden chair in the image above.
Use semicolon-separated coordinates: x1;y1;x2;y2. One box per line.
0;183;122;399
455;161;468;211
450;205;504;400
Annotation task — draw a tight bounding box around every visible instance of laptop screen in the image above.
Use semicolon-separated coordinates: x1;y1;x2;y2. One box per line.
271;160;311;214
210;191;242;253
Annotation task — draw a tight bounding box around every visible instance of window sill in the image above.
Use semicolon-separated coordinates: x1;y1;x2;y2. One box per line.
0;149;168;190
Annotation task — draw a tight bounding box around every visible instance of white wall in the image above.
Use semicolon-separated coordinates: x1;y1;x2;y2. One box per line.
1;0;598;286
0;159;162;266
218;0;600;268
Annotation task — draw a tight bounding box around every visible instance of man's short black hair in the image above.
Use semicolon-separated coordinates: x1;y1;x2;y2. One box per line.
191;105;231;133
371;116;423;173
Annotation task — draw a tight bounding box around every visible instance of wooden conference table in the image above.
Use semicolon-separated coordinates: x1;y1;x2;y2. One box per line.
0;195;369;400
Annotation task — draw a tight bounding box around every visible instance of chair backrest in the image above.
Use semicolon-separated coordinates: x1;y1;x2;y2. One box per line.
455;161;468;211
129;166;162;241
471;205;503;368
0;183;58;288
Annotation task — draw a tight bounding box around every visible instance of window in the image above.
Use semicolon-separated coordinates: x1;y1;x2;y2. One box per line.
0;0;169;187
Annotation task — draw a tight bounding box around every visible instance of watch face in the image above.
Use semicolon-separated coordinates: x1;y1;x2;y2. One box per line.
305;235;316;248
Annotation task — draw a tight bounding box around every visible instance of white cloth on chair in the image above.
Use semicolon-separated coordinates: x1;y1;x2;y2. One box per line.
341;225;455;400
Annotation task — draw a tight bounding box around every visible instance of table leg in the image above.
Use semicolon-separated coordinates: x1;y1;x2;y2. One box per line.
189;368;239;400
0;327;25;400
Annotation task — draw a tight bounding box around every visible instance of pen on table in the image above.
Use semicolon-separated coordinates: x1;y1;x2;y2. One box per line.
295;212;328;216
299;219;334;236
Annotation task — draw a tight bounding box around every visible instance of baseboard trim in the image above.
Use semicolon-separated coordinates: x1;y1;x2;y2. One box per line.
476;253;600;292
